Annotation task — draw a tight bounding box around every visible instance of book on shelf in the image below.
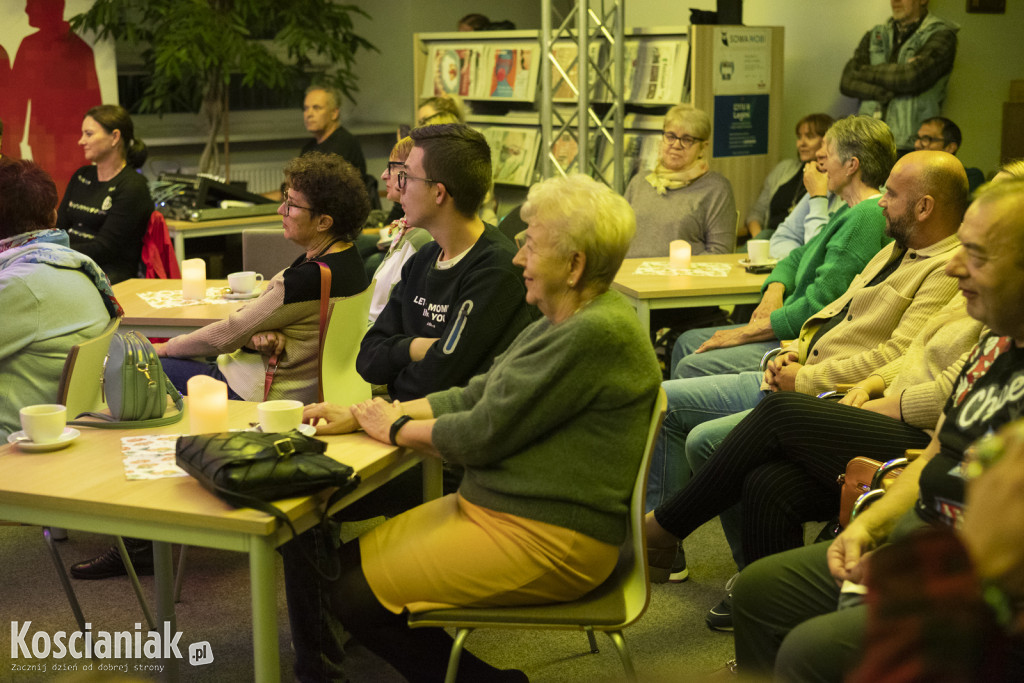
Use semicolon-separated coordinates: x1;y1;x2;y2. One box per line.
481;127;541;186
423;44;484;98
595;131;661;184
550;41;607;102
621;38;689;105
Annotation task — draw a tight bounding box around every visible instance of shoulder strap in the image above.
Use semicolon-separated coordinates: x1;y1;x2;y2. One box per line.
262;261;331;402
70;375;185;429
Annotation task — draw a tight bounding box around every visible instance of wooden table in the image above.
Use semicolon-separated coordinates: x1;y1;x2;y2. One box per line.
113;278;244;337
0;400;441;682
612;253;769;330
166;215;283;264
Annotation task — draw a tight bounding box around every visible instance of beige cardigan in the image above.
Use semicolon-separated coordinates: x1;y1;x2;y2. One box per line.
790;234;962;395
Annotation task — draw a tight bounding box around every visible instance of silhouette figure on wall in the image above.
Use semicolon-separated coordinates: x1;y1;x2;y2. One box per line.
3;0;102;192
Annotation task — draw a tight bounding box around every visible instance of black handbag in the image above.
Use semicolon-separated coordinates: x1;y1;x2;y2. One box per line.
176;431;360;579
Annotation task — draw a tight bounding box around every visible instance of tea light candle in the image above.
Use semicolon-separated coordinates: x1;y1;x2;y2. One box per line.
187;375;228;434
669;240;691;269
181;258;207;300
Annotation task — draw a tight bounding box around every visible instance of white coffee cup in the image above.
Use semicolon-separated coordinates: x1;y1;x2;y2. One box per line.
746;239;771;265
257;400;304;433
228;271;264;294
19;404;67;444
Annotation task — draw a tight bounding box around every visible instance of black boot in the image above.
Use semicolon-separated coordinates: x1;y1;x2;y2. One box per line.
70;538;154;580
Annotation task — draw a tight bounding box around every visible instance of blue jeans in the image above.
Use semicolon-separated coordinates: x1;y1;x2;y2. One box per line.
645;371;765;513
672;325;780;379
160;357;244;400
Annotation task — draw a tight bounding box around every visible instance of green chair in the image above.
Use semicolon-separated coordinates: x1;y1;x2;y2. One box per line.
407;389;668;683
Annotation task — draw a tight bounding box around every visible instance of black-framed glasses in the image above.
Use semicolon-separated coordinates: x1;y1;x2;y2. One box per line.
397;170;439;191
386;161;405;178
914;135;943;146
282;191;315;216
662;132;705;148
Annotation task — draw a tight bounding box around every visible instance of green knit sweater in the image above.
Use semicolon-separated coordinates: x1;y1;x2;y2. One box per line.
427;289;662;545
763;196;891;340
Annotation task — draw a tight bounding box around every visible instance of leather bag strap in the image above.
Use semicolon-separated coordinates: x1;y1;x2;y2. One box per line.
261;262;331;402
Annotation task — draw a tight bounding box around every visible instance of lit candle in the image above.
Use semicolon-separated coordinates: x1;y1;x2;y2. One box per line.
181;258;207;300
187;375;229;434
669;240;691;269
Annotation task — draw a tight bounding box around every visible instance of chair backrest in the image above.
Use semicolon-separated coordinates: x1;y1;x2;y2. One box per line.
618;387;667;626
320;286;374;406
56;317;121;418
242;229;304;279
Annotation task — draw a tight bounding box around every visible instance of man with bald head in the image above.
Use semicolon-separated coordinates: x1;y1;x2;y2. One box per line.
645;151;969;582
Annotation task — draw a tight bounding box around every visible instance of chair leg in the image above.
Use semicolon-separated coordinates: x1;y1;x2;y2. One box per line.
173;545;188;603
42;527;90;650
115;537;156;630
444;627;472;683
605;630;637;683
584;625;599;654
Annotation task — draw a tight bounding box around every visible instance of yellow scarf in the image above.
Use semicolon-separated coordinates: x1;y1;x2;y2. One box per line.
645;160;709;196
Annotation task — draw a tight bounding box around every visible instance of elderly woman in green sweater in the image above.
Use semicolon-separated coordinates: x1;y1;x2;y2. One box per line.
299;173;662;682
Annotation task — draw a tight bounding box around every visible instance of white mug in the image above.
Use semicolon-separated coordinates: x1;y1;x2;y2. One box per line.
228;271;264;294
257;400;304;433
20;404;67;444
746;239;771;265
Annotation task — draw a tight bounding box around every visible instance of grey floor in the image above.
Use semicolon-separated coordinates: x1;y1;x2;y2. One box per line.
0;519;746;682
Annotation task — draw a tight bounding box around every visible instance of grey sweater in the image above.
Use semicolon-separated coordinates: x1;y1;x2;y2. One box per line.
427;289;662;545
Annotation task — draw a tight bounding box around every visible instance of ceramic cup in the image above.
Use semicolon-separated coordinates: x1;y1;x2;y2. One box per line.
746;239;771;265
257;400;304;433
19;404;67;444
227;271;264;294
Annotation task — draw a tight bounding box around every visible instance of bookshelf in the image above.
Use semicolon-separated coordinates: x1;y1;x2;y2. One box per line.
413;23;784;229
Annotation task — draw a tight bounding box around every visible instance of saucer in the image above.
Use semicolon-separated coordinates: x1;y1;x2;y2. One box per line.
247;423;317;437
7;427;81;452
223;290;260;300
738;257;778;267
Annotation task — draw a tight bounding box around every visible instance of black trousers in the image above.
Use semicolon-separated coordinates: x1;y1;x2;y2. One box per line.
653;392;932;564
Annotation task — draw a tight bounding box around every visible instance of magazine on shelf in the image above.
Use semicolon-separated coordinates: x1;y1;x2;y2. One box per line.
423;43;484;98
481;127;540;186
483;44;540;101
550;41;607;101
596;132;661;185
623;38;689;104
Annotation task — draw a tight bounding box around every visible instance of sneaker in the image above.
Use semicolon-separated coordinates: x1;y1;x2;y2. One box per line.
668;544;689;583
705;572;739;631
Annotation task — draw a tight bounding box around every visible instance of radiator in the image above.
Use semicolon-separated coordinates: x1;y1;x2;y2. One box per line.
222;163;285;195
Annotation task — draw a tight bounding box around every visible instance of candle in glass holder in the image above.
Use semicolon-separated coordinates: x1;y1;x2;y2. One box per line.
187;375;228;434
669;240;691;269
181;258;207;300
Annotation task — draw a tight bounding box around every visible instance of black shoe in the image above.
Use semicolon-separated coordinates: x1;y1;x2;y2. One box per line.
705;573;739;631
668;545;689;583
70;541;154;580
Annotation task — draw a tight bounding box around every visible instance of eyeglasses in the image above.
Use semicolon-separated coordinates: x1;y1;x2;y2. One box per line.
386;161;405;178
514;230;530;252
282;191;314;217
914;135;943;146
397;170;439;191
416;112;445;127
662;132;705;149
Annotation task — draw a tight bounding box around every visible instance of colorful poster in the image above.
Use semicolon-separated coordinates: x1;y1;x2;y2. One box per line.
490;49;518;98
425;46;479;98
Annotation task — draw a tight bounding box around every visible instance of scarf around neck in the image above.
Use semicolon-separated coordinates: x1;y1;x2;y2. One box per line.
0;228;124;318
645;160;710;196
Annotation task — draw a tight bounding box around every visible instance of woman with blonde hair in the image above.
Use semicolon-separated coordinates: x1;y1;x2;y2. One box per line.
624;104;736;257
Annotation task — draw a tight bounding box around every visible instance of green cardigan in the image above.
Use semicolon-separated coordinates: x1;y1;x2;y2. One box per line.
763;196;891;340
427;289;662;545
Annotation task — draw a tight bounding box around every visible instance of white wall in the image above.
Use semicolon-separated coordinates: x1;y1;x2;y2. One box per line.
627;0;1024;173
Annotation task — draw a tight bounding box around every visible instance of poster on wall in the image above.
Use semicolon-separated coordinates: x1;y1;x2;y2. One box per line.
712;27;770;96
713;94;769;158
0;0;118;194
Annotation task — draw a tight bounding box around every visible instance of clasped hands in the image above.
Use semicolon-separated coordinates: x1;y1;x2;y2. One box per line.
763;350;802;392
303;397;402;443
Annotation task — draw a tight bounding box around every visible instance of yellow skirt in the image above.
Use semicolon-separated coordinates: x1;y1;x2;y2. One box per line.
361;493;619;614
